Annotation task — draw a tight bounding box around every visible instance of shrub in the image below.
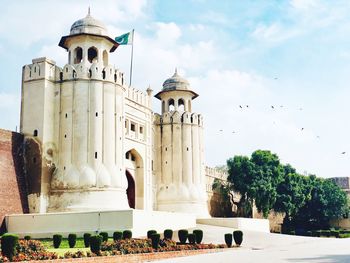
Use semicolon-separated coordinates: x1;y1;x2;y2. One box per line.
99;232;109;242
151;233;161;249
233;230;243;246
68;233;77;248
193;230;203;244
147;230;157;239
224;233;233;247
321;230;331;237
289;230;295;235
164;229;173;240
188;233;196;244
90;235;102;254
316;230;322;237
339;233;350;238
83;233;91;248
306;231;312;237
24;235;31;241
178;229;188;244
53;234;62;248
1;233;19;260
123;230;132;239
113;231;123;241
331;230;339;238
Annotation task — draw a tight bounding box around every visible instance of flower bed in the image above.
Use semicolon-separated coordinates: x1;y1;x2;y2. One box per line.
0;238;227;261
0;240;58;262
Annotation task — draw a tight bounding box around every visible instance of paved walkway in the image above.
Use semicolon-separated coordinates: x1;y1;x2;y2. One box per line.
155;224;350;263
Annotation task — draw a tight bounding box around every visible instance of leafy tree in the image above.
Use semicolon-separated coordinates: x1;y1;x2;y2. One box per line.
227;150;284;218
274;172;311;230
295;177;348;229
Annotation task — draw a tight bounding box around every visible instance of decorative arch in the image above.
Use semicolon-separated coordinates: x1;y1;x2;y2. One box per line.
125;149;144;209
88;46;98;63
178;98;185;111
168;98;175;111
74;47;83;64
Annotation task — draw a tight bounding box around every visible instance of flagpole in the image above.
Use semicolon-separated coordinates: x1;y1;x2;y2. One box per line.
129;29;135;87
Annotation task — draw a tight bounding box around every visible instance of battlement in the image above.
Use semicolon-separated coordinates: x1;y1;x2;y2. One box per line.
125;86;151;108
205;166;228;181
23;60;126;86
156;111;204;126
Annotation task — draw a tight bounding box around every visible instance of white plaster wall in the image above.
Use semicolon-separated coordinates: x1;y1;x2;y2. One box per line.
6;210;196;238
197;218;270;233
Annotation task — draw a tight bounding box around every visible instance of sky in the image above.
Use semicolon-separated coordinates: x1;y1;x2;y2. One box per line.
1;0;350;178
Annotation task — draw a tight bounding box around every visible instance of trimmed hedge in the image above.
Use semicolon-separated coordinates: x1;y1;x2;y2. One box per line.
123;230;132;239
147;230;157;239
178;229;188;244
150;233;161;249
233;230;243;246
1;233;19;260
24;235;31;241
188;233;196;244
83;233;91;248
164;229;173;240
99;232;109;242
113;231;123;241
68;233;77;248
53;234;62;248
90;235;102;254
193;230;203;244
224;233;233;248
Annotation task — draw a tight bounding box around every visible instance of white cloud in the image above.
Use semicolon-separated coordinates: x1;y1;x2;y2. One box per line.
154;22;182;45
251;23;299;43
290;0;320;10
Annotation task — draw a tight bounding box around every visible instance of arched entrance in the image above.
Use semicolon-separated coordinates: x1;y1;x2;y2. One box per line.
125;170;135;209
125;149;144;209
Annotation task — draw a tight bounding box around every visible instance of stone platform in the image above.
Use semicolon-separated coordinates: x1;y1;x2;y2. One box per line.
196;217;270;233
5;209;196;238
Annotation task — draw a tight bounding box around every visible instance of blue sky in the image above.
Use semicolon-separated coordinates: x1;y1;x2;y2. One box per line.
1;0;350;177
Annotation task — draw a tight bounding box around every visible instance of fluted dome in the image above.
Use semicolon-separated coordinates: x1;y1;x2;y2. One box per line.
70;13;107;36
155;69;199;100
162;69;190;91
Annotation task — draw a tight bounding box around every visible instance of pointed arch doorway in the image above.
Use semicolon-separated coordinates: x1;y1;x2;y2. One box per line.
125;170;135;209
125;149;144;209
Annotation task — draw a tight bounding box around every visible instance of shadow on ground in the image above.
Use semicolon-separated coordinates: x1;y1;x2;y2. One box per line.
288;254;350;263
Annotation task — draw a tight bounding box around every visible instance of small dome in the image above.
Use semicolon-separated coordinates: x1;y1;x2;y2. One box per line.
70;12;107;36
162;69;190;91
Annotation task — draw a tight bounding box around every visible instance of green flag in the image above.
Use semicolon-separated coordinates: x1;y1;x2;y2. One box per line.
115;31;133;45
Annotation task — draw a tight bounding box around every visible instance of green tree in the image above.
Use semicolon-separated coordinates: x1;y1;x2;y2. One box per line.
227;150;284;218
274;172;311;230
295;177;348;229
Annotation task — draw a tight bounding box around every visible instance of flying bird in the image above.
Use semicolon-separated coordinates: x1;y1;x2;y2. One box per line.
274;77;278;80
301;128;304;131
219;129;223;132
342;152;346;154
246;105;249;108
271;106;275;109
299;108;303;111
239;105;243;109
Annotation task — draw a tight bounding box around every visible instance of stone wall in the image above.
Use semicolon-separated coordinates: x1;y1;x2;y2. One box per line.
0;129;28;232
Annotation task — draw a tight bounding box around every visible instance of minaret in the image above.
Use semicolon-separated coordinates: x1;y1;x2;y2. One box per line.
154;70;209;218
21;11;130;212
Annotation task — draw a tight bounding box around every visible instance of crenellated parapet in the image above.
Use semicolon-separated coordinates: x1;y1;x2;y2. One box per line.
23;57;57;82
24;58;126;86
156;111;203;126
126;86;151;108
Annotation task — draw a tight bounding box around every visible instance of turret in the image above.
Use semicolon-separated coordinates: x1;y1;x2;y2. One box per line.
154;70;209;218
